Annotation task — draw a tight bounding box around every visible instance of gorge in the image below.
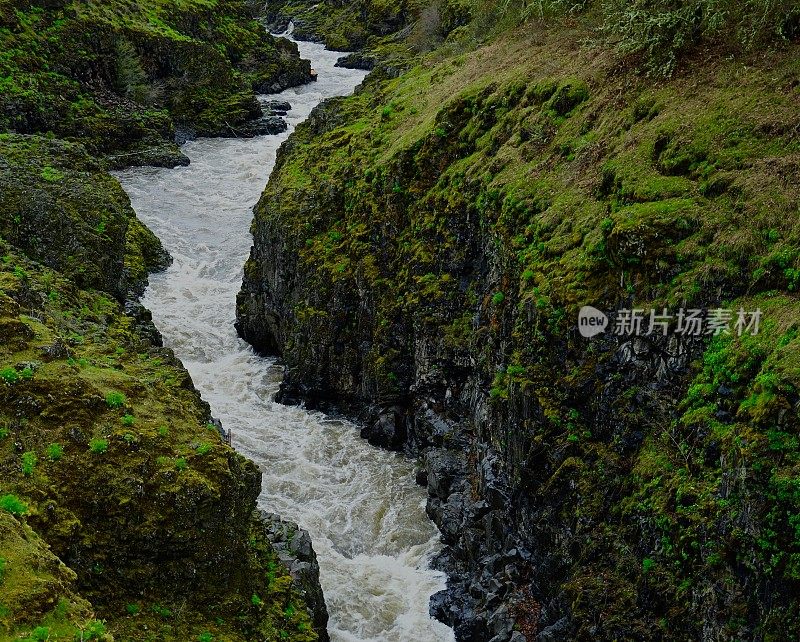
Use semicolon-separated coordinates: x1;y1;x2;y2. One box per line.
1;0;799;641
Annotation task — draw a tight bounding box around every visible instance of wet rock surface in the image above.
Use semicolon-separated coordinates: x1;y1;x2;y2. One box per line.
262;512;330;642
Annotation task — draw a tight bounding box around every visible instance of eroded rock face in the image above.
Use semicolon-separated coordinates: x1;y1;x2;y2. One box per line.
0;239;325;640
236;27;800;642
262;512;330;642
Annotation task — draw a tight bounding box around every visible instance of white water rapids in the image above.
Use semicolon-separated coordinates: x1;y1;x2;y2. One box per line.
115;37;454;642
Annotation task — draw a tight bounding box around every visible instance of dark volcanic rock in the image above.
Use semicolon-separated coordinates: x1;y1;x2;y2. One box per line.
264;99;292;115
261;512;330;642
335;52;376;70
233;114;289;137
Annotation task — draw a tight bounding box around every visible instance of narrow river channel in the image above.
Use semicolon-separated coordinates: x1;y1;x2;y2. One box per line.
115;35;455;642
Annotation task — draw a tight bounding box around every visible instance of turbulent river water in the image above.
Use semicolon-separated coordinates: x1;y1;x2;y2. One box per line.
115;36;455;642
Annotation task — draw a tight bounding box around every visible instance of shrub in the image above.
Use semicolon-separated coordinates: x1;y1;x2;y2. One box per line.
83;620;107;639
0;367;18;384
47;443;64;461
491;291;505;305
175;457;188;471
29;627;50;641
21;451;37;476
0;494;28;515
195;442;212;456
251;593;263;606
40;166;63;182
198;633;214;642
89;439;109;454
125;603;140;616
602;0;800;76
105;391;127;408
121;414;135;426
0;426;9;440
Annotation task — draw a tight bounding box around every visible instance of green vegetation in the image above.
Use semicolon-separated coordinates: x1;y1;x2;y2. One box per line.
20;452;37;476
0;0;310;164
88;439;109;455
105;391;127;409
239;2;800;637
0;494;28;516
0;235;320;638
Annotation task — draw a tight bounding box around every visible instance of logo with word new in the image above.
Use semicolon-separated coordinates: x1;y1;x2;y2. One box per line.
578;306;609;338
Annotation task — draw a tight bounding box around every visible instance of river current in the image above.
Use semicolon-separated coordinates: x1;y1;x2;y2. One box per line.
115;36;454;642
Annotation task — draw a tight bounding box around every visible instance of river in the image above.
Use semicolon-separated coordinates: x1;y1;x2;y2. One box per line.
114;35;455;642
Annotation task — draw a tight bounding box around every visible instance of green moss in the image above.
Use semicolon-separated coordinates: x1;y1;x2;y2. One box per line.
0;495;28;516
239;10;800;637
20;452;37;477
88;439;109;454
105;391;127;409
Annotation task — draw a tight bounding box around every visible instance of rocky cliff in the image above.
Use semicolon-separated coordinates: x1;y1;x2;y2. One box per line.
238;3;800;640
0;0;312;167
0;1;328;640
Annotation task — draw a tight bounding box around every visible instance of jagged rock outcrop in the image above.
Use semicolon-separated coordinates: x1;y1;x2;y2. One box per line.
237;16;800;641
0;2;328;639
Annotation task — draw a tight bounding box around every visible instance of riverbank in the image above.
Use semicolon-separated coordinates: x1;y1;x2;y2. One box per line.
236;2;800;640
0;2;327;640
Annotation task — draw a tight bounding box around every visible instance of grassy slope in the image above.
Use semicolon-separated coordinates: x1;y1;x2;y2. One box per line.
0;1;320;640
0;0;310;165
0;239;318;640
242;14;800;639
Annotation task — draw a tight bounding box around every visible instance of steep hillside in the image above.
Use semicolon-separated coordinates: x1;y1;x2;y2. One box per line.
237;4;800;640
0;232;323;640
0;0;311;166
0;1;327;640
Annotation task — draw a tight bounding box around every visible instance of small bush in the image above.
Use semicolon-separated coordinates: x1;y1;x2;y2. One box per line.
83;620;107;639
491;291;506;305
40;166;63;182
89;439;109;454
29;627;50;641
47;443;64;461
175;457;188;471
21;451;37;476
125;603;140;616
0;426;9;440
121;414;135;426
195;442;212;456
0;367;18;384
251;593;263;607
105;391;127;408
198;633;214;642
0;494;28;515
